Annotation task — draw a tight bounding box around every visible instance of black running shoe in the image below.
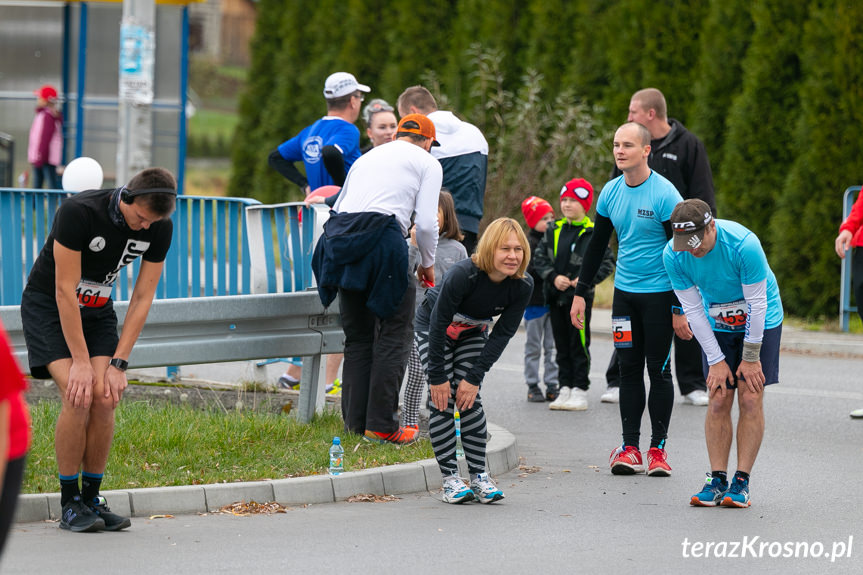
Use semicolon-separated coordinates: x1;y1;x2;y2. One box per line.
60;495;105;532
88;495;131;531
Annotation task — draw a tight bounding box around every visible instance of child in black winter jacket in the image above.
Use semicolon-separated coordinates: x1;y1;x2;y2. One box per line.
533;178;615;411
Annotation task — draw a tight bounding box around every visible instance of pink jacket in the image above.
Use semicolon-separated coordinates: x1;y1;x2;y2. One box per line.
839;189;863;247
28;106;63;167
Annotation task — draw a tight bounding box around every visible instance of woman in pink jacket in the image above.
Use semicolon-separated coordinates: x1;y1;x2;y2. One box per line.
27;84;63;189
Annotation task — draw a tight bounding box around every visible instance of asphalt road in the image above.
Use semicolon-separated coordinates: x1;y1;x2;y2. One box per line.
4;322;862;574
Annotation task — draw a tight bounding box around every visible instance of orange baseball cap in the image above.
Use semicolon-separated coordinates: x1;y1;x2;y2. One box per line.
397;114;440;146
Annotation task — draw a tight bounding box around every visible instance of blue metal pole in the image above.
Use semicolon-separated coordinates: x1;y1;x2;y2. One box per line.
178;5;189;194
62;3;71;164
75;2;89;158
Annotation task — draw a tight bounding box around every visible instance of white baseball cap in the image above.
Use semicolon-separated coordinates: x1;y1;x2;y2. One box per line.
323;72;371;99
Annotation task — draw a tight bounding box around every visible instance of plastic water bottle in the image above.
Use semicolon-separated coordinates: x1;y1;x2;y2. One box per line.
454;410;465;458
328;437;344;475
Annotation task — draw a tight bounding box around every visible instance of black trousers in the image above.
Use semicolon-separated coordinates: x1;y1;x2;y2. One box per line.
0;456;25;556
853;247;863;323
338;284;415;435
612;289;676;449
605;331;707;395
549;298;592;390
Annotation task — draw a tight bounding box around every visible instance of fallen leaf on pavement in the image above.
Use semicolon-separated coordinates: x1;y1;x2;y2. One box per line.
149;514;175;519
345;494;400;503
217;501;289;516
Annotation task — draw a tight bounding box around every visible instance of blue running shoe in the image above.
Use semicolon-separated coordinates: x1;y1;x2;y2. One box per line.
441;476;474;504
690;473;728;507
721;476;751;508
470;472;505;504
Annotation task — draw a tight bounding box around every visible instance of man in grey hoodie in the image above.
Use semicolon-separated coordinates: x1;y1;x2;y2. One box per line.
398;86;489;255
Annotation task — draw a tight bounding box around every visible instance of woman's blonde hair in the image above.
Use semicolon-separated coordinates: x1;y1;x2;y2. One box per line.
437;190;463;241
471;217;530;279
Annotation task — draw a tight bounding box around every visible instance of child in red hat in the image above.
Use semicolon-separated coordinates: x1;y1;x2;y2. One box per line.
533;178;615;411
520;196;559;402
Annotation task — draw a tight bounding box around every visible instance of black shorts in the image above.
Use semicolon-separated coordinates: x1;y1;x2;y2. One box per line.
20;288;119;379
702;324;782;388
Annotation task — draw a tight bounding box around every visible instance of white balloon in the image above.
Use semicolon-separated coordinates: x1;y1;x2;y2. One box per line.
62;157;104;192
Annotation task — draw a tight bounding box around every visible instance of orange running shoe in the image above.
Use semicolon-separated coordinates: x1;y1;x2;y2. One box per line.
364;426;419;445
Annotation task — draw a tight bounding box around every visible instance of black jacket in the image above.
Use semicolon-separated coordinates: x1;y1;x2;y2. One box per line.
533;217;615;306
612;118;716;214
526;228;545;307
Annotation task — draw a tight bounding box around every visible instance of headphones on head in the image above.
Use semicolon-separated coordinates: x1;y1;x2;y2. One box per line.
120;186;178;204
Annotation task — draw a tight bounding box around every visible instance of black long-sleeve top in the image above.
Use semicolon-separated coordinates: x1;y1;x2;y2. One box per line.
415;258;532;387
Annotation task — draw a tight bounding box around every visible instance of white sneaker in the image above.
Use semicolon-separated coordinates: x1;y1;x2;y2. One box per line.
470;472;504;503
441;476;474;504
549;386;571;410
561;388;588;411
600;386;620;403
683;389;710;406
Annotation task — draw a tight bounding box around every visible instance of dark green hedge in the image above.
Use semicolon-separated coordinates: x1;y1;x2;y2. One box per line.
231;0;863;319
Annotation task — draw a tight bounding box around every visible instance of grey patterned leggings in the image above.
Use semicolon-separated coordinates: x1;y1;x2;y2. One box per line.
402;341;426;427
415;330;488;478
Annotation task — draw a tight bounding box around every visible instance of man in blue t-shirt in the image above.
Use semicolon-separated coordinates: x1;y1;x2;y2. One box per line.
664;199;783;509
571;122;683;478
268;72;370;196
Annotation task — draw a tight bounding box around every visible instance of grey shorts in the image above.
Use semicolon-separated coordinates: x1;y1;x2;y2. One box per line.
20;288;119;380
702;324;782;388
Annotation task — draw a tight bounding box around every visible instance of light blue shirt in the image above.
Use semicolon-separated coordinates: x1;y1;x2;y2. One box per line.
663;219;783;331
595;171;682;292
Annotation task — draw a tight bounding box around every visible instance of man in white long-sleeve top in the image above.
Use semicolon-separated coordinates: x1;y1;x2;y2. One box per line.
312;114;442;444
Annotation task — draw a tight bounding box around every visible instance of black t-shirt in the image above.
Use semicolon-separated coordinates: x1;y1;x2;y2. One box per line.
26;189;173;306
416;258;532;386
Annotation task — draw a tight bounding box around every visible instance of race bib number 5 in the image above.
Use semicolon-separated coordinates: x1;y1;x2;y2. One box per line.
76;279;112;308
709;299;747;332
611;316;633;348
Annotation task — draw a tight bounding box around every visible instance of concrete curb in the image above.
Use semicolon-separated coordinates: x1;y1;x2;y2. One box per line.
15;423;518;523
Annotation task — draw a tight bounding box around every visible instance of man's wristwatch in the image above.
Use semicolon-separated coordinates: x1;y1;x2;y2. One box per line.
671;305;684;316
109;357;129;372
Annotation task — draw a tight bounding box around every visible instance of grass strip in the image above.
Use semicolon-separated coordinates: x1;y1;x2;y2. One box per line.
23;401;433;494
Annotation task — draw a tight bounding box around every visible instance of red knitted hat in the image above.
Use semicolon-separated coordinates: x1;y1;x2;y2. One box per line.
521;196;554;229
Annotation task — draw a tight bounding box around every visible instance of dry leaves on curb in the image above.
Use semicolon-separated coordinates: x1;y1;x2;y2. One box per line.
345;494;400;503
217;501;289;516
518;465;542;477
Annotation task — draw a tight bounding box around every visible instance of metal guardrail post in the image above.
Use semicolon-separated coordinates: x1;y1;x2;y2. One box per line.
296;353;324;424
840;186;861;332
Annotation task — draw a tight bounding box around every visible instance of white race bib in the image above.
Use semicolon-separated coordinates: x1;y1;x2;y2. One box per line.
709;299;747;332
611;316;633;348
76;279;112;308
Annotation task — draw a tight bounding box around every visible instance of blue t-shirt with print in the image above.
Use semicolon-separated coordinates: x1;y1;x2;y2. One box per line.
595;171;682;292
663;219;784;331
277;117;362;190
